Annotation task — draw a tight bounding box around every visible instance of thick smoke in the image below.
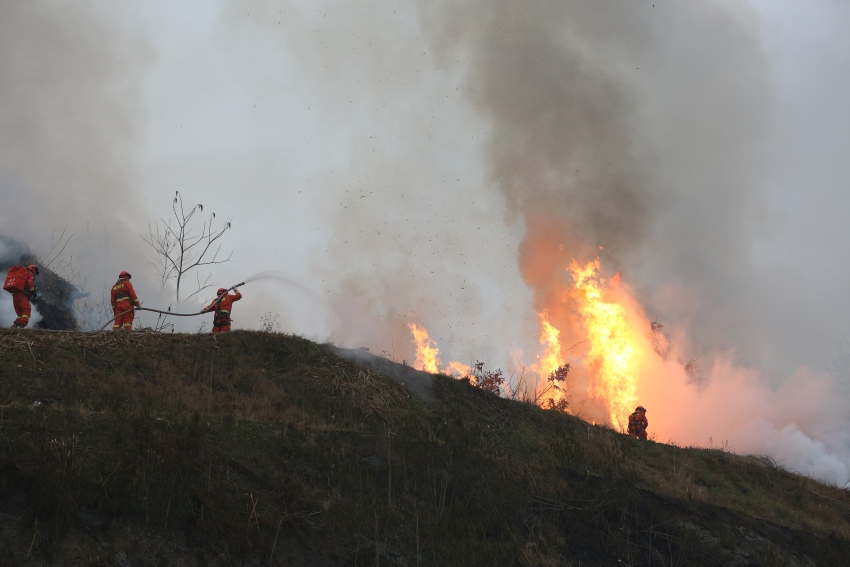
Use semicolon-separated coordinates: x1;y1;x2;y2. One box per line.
418;1;774;369
413;1;850;483
220;1;850;483
14;1;842;483
647;359;850;485
224;1;781;370
421;2;655;257
219;1;534;357
0;3;154;326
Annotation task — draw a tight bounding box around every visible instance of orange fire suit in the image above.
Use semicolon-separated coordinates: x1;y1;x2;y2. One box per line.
8;270;36;327
203;290;242;333
627;411;648;440
111;278;140;330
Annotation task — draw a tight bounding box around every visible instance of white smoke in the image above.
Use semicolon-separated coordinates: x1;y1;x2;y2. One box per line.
640;355;850;486
201;1;850;485
0;3;156;325
7;1;850;485
0;292;43;329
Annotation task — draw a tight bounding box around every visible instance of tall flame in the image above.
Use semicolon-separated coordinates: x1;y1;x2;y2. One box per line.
408;322;441;373
538;313;563;377
407;257;643;430
569;259;640;430
537;312;570;408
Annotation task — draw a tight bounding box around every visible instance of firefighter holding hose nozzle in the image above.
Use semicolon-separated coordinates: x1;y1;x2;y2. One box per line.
111;271;141;331
202;284;243;333
4;264;39;328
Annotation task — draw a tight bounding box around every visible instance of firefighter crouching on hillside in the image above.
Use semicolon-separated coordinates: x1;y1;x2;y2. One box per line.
3;264;39;328
111;271;141;331
202;287;242;333
627;406;649;440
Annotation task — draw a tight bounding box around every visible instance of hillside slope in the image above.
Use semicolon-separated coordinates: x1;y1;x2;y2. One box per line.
0;330;849;566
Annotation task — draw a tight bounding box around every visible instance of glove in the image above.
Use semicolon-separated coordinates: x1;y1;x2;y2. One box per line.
134;306;141;311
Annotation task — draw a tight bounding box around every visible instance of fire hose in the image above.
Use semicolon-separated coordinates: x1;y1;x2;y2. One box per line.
97;282;245;331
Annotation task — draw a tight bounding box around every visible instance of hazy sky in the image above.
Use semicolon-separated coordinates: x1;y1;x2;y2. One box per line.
3;0;850;378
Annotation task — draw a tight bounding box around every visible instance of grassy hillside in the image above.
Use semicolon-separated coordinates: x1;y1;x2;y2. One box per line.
0;330;849;566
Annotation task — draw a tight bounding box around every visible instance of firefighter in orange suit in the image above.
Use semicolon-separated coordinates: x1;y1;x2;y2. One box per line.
203;288;242;333
627;406;649;440
110;271;140;330
4;264;39;328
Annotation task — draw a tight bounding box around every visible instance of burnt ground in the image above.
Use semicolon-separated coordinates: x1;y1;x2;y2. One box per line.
331;345;436;401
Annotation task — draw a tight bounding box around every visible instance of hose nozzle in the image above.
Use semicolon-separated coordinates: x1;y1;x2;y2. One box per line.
215;282;245;298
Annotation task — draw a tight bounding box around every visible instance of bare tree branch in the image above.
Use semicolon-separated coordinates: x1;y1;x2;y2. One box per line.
42;227;75;270
183;270;215;302
142;191;234;302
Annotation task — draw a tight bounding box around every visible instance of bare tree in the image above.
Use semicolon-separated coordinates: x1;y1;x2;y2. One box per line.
143;191;233;302
41;226;75;273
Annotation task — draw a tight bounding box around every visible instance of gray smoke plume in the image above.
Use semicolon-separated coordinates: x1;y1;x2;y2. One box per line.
421;2;654;256
4;2;834;479
213;2;776;365
221;1;778;370
0;2;154;326
215;1;850;483
418;1;774;371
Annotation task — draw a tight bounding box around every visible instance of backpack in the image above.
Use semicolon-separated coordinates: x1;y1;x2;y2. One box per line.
3;266;30;294
628;412;645;433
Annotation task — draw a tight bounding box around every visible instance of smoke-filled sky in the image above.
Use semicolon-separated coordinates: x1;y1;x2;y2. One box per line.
3;1;850;480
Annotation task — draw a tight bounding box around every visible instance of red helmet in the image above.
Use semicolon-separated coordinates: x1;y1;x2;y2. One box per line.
27;264;39;275
119;271;131;279
217;288;227;295
635;406;647;413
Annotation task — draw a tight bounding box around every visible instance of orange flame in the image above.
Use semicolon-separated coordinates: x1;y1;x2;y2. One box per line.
538;313;563;377
568;258;640;430
408;258;644;429
408;322;441;373
408;323;471;376
446;361;473;376
537;312;570;409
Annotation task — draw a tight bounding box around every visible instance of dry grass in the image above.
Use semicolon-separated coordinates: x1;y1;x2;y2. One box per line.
0;329;848;566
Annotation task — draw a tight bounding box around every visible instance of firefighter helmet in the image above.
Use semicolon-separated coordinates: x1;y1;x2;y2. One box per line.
27;264;39;275
635;406;646;413
217;288;227;295
119;271;131;279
